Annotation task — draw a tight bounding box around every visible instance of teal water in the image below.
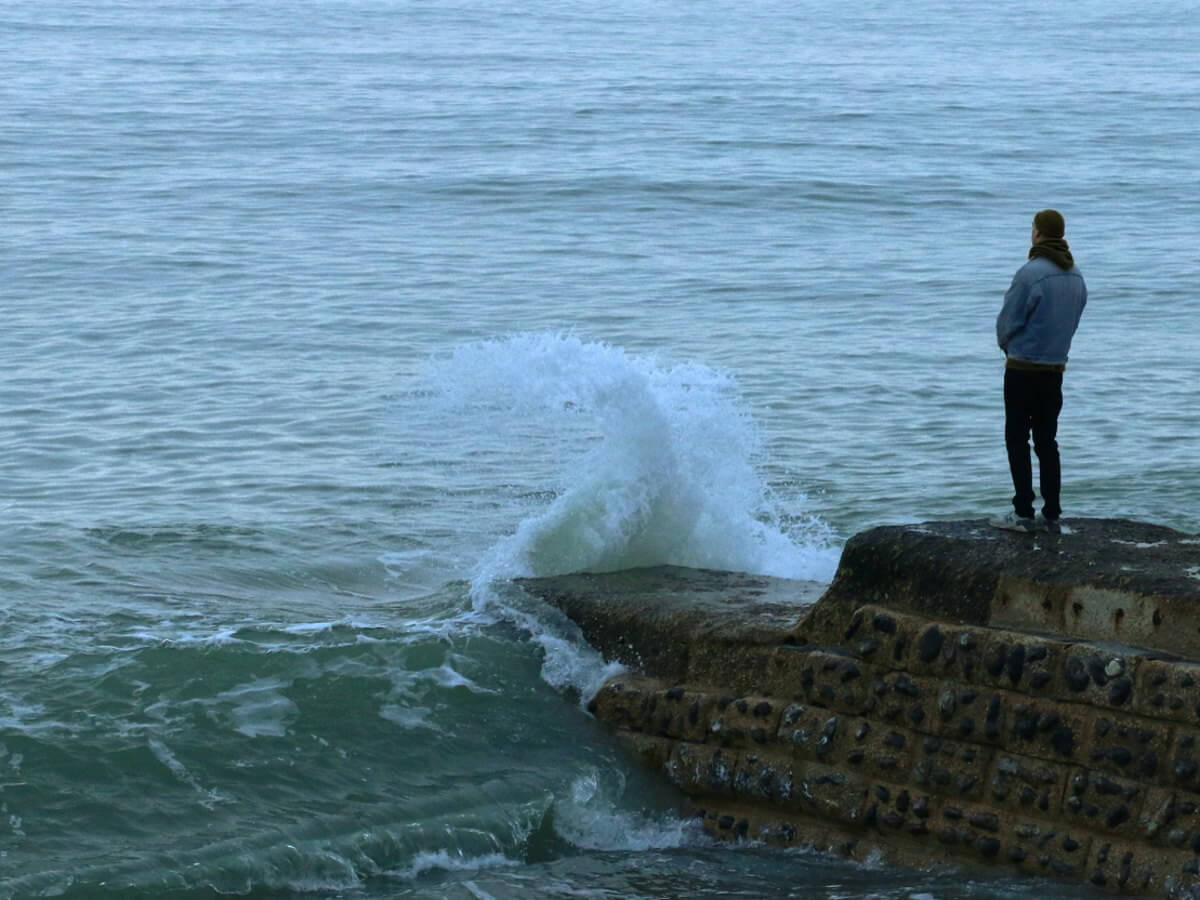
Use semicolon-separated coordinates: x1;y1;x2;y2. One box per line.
3;1;1199;896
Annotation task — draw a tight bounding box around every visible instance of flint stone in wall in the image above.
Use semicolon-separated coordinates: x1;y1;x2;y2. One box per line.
778;703;914;779
979;633;1063;695
908;733;991;800
589;675;716;742
784;760;869;826
708;694;784;748
1060;644;1158;713
1134;658;1200;727
665;741;740;797
1139;786;1200;850
988;752;1067;816
1082;836;1197;895
1086;712;1171;782
1167;728;1200;793
727;748;796;804
793;649;879;715
1064;768;1146;836
1000;819;1093;879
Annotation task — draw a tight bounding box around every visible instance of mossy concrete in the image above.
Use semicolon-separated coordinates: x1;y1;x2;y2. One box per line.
518;518;1200;898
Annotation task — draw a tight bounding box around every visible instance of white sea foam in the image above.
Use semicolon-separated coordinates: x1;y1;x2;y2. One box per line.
216;677;299;738
379;703;441;732
281;621;339;635
426;661;493;692
378;548;434;578
380;657;498;730
389;659;496;697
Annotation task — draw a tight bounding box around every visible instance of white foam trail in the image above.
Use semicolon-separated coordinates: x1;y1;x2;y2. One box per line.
148;737;222;808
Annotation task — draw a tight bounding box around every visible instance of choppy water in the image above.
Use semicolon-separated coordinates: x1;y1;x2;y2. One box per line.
3;0;1199;897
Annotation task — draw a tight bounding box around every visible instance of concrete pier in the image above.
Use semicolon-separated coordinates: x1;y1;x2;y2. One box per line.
520;518;1200;897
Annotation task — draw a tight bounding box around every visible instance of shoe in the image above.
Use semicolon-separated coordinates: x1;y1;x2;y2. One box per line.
989;512;1036;533
1037;514;1062;534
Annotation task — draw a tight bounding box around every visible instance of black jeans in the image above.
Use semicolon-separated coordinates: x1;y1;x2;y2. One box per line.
1003;368;1064;520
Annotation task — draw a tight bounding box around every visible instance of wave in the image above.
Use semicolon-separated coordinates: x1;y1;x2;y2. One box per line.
419;333;840;704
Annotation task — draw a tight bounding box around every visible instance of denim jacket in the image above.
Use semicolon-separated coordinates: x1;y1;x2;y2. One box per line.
996;256;1087;366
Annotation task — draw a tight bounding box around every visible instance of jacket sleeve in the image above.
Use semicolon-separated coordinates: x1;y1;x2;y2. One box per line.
996;273;1029;353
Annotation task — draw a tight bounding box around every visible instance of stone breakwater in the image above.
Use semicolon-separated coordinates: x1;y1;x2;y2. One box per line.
519;519;1200;898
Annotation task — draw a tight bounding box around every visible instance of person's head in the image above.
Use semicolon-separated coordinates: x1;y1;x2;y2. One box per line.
1032;208;1065;242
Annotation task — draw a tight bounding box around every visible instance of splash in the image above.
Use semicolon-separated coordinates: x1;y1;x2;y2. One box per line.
425;333;838;588
421;334;839;703
550;768;697;852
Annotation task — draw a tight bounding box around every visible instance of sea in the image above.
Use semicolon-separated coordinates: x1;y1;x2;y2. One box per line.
3;0;1199;897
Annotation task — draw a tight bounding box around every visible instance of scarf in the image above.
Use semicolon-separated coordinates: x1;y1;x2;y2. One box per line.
1029;237;1074;270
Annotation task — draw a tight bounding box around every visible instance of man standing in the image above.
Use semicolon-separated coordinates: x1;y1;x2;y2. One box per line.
991;209;1087;534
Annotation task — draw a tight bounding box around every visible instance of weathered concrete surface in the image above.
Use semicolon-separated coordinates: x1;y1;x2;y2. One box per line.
518;518;1200;897
804;519;1200;659
517;566;823;693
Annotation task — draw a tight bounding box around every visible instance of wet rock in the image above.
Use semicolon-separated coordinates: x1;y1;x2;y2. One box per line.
937;688;957;718
1007;645;1026;684
872;614;897;634
1108;676;1133;706
1065;658;1091;692
917;626;944;664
